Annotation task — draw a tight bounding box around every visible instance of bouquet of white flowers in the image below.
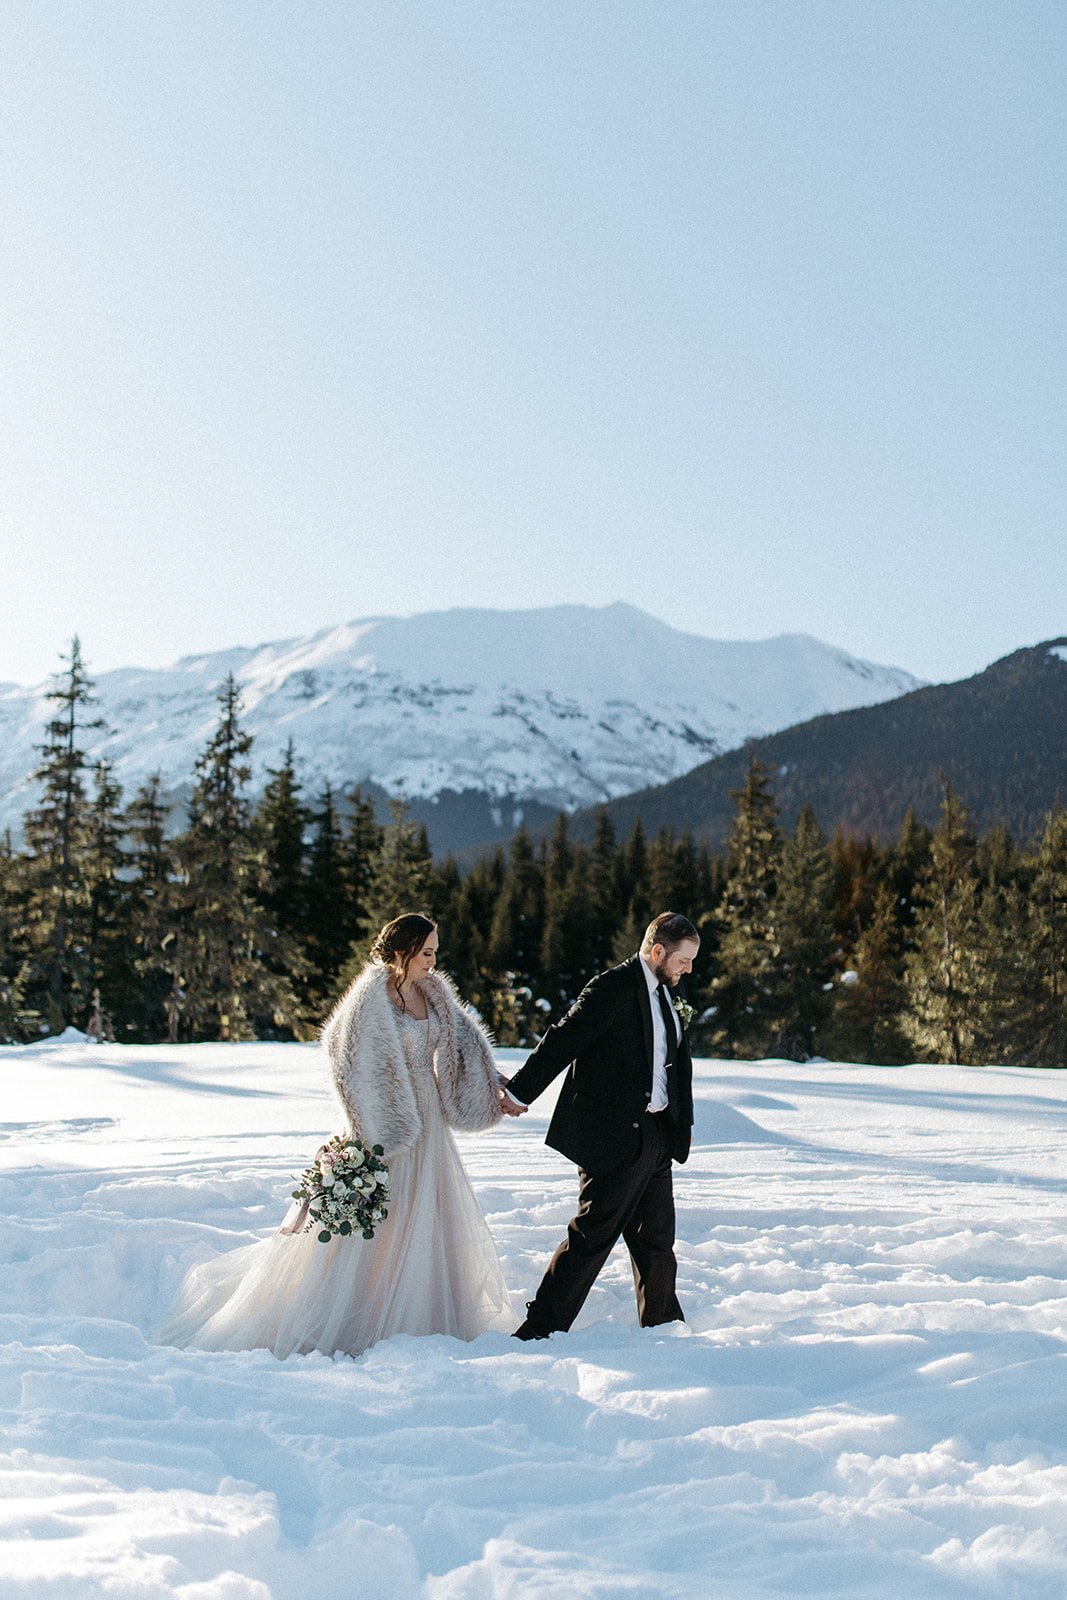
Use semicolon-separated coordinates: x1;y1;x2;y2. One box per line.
290;1134;390;1243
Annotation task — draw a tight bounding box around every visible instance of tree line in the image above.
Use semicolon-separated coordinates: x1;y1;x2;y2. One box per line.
1;640;1064;1067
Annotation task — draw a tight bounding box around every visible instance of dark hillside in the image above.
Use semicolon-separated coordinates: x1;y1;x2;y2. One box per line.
576;640;1067;848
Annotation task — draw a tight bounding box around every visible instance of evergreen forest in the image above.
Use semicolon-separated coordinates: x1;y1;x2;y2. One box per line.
1;642;1064;1069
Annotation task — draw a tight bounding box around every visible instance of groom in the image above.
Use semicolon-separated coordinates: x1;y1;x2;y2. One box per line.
501;911;699;1340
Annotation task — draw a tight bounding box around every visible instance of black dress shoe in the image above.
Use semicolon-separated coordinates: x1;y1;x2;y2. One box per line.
512;1319;551;1341
512;1302;552;1341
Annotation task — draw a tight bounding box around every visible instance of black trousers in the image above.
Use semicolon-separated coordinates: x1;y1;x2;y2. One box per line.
524;1111;684;1333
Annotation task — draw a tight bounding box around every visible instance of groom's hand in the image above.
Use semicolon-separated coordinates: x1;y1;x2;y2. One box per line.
497;1078;528;1116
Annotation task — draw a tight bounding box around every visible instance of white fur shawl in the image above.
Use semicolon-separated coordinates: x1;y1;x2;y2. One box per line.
320;964;504;1156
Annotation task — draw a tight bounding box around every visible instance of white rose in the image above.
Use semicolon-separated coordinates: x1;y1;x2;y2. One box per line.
320;1169;335;1187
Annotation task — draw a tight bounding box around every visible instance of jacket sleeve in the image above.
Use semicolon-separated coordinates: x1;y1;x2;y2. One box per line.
433;976;505;1132
505;970;619;1106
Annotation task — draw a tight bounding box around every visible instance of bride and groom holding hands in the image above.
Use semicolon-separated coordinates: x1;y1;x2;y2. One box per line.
158;909;700;1359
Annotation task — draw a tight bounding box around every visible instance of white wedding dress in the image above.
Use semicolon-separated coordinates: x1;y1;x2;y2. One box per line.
157;1008;513;1358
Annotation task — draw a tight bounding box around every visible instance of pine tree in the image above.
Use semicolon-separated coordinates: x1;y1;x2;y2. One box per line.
618;819;650;940
827;882;910;1065
125;774;180;1041
540;814;577;1010
348;794;434;973
969;873;1035;1064
256;740;309;947
0;955;35;1044
83;759;135;1034
484;825;545;1043
304;782;358;1006
587;808;623;970
885;808;933;948
647;826;681;913
545;813;573;894
700;844;727;913
974;823;1023;893
963;824;1037;1065
708;757;784;1058
23;637;104;1030
0;833;37;1043
829;829;880;946
432;857;473;989
175;676;307;1040
611;907;650;964
668;832;700;915
903;783;985;1064
690;844;726;992
428;854;459;942
345;787;384;942
772;804;835;1059
488;825;543;976
559;846;598;997
1026;807;1067;1067
443;850;503;1016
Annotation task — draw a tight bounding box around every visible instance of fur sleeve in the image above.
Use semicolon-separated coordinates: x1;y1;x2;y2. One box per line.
320;966;422;1156
425;971;504;1133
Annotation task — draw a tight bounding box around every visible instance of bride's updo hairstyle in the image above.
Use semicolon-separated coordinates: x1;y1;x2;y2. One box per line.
371;912;436;1012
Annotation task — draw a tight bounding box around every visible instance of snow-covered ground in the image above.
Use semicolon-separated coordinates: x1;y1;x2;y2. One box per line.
2;1037;1067;1599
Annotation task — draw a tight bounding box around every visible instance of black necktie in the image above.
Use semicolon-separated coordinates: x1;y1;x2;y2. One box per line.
656;982;678;1068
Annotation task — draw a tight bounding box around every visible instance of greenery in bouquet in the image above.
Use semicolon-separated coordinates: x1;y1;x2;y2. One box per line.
292;1133;390;1242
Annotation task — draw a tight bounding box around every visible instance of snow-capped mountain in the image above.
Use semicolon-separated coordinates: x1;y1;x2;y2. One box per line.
0;603;921;849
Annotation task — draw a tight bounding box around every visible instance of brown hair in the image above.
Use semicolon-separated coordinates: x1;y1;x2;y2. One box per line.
640;911;699;955
370;912;436;1012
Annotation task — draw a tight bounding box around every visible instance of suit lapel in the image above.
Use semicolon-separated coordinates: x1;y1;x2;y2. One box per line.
669;983;689;1072
633;955;654;1075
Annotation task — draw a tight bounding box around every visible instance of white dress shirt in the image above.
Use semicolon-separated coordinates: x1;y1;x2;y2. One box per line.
502;954;681;1112
640;955;678;1113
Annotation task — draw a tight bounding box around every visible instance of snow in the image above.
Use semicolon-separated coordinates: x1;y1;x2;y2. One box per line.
3;1039;1067;1598
0;605;922;833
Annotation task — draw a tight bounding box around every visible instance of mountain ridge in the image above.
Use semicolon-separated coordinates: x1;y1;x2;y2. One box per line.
0;603;923;851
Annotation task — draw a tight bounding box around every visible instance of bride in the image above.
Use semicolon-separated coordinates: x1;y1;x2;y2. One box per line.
157;914;513;1358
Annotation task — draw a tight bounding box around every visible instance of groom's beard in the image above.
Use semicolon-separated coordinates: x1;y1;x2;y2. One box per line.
652;959;679;987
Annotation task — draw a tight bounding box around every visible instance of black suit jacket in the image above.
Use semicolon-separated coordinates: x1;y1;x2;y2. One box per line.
506;954;694;1176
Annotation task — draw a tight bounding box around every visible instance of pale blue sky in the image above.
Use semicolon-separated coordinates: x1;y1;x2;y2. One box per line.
1;2;1063;688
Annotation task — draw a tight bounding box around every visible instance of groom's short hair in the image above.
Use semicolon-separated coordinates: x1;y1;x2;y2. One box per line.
641;912;699;954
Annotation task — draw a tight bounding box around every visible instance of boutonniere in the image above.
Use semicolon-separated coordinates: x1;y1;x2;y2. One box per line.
673;997;695;1029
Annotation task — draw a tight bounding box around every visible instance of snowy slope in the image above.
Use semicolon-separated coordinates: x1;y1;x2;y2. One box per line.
0;604;920;833
3;1038;1067;1598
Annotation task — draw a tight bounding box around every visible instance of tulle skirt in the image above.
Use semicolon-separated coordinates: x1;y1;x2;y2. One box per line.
157;1109;513;1359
